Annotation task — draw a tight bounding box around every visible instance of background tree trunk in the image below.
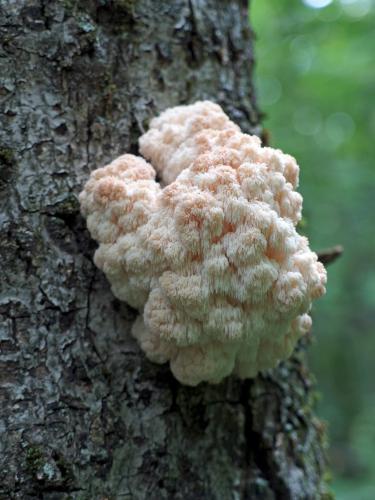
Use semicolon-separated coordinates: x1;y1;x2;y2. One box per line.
0;1;329;498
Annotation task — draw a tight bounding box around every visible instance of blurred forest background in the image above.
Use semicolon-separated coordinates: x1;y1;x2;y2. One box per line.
251;0;375;497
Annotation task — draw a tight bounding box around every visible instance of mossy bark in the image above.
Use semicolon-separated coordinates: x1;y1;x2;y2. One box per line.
0;1;330;498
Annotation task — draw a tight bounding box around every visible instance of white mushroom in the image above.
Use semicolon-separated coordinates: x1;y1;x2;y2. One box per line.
79;101;327;386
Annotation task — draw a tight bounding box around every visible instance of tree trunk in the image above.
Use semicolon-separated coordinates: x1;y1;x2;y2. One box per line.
0;1;329;498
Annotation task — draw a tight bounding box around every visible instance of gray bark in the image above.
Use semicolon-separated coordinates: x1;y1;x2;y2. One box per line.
0;1;329;498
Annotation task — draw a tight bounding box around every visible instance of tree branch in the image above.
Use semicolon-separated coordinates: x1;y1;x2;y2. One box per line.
317;245;343;266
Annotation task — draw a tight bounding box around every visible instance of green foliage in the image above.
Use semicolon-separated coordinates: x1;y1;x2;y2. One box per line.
252;0;375;496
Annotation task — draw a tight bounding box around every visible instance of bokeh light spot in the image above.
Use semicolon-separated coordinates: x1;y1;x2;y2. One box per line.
256;76;282;106
293;106;322;136
290;36;315;74
340;0;372;18
302;0;333;8
325;112;356;149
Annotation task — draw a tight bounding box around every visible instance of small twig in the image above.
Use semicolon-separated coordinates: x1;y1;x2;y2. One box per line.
260;128;271;146
317;245;343;266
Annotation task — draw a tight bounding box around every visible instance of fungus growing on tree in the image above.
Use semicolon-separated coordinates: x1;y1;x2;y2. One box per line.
79;101;327;386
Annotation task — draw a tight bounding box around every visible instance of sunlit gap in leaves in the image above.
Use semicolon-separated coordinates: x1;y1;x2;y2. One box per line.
303;0;372;18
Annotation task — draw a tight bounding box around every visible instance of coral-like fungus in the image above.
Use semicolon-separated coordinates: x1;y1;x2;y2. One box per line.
80;101;326;386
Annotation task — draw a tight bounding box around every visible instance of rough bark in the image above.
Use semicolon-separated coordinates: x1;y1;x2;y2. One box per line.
0;1;329;498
